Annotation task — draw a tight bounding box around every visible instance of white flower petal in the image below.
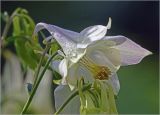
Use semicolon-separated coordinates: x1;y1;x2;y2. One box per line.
34;23;78;55
106;36;152;66
70;48;86;64
52;60;61;74
52;59;68;85
77;18;111;49
66;64;79;90
59;59;68;84
52;59;79;88
86;39;121;73
104;48;121;68
67;63;95;90
86;49;119;73
79;25;107;47
80;25;106;39
34;23;79;42
103;35;126;45
78;65;94;83
54;85;80;114
108;73;120;95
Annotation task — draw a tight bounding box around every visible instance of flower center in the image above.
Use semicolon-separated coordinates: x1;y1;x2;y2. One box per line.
79;56;111;80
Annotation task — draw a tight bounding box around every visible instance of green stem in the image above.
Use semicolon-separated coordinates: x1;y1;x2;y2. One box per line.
54;84;92;115
21;51;58;114
33;45;50;88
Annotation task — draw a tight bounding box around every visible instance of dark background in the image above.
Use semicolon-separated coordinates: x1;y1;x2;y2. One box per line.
1;1;159;53
1;1;159;114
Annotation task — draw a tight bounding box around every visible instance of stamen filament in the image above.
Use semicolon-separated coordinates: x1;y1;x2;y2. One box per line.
79;56;111;80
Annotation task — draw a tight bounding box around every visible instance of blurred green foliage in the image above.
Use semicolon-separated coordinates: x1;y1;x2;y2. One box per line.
1;8;43;70
12;8;41;70
1;8;58;114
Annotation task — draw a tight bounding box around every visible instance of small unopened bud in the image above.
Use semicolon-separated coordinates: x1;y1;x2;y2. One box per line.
26;83;33;95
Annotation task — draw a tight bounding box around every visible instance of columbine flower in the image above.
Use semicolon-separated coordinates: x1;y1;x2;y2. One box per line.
34;18;151;95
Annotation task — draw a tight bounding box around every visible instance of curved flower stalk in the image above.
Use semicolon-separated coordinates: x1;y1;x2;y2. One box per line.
54;85;80;114
34;18;152;114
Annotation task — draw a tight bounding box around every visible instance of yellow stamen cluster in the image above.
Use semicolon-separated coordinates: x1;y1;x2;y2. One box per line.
79;56;111;80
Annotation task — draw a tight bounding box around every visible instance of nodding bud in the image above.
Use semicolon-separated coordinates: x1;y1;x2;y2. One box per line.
26;83;33;94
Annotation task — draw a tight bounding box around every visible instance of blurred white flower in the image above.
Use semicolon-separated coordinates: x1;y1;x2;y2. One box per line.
1;51;54;114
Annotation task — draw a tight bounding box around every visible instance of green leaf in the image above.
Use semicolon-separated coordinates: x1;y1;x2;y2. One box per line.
11;8;43;70
107;83;118;114
99;81;110;112
14;38;38;69
88;80;118;114
18;14;35;36
87;89;99;107
85;91;96;109
12;16;21;36
78;78;86;107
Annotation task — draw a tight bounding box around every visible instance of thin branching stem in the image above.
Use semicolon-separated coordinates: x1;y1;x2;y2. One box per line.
21;51;58;114
33;44;50;88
